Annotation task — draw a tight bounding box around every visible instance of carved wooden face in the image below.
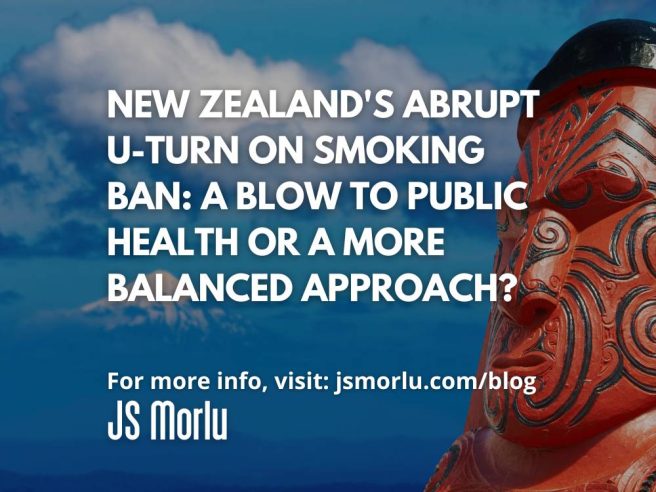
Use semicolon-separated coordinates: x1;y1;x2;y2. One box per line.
485;84;656;447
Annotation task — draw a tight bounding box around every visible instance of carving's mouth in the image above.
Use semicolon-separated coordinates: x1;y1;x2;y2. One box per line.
488;311;560;377
491;352;551;373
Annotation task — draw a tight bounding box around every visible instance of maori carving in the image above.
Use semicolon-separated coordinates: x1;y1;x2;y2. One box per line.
427;19;656;491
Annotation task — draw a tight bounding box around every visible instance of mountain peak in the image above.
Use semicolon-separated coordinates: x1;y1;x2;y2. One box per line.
144;270;179;295
78;270;246;335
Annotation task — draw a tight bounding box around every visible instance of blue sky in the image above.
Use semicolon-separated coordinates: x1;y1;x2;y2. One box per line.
3;0;652;308
0;0;655;485
0;0;651;83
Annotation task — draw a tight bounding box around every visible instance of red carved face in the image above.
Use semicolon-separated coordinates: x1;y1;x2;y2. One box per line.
485;84;656;447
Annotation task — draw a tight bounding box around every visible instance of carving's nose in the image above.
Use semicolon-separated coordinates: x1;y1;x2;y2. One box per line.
499;210;574;326
503;289;560;325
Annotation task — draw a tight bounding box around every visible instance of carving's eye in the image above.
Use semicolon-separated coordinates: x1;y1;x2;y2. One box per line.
578;156;644;202
550;156;651;230
497;204;527;241
497;176;529;241
496;207;510;236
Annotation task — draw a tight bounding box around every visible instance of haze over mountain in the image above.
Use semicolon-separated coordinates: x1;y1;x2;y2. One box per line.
79;270;247;335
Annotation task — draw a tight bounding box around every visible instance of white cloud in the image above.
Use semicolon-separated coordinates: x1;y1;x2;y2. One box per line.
2;10;317;137
1;9;452;140
0;130;98;240
340;39;445;95
0;9;518;252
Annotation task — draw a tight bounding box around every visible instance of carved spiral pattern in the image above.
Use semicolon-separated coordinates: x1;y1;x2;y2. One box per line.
484;85;656;441
427;81;656;492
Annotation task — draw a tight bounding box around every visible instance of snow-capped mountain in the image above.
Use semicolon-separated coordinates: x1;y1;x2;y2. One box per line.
79;270;245;335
